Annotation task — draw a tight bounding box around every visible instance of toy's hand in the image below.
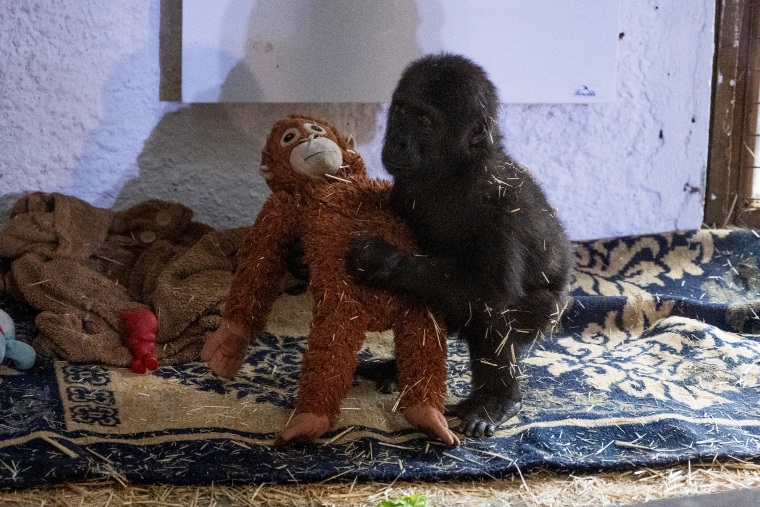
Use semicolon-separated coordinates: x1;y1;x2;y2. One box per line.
346;235;404;287
403;404;460;446
201;319;252;379
275;412;331;447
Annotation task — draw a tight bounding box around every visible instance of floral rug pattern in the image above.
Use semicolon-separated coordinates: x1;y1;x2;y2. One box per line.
2;229;760;487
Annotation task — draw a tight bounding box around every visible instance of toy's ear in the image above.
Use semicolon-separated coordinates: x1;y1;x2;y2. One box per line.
259;165;273;181
345;135;356;152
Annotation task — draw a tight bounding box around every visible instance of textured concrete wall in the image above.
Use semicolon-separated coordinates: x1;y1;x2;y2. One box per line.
0;1;714;240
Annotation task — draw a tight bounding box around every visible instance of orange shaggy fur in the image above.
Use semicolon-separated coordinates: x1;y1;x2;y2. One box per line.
202;115;456;445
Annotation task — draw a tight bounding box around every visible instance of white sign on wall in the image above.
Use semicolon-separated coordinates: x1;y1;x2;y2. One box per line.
182;0;618;103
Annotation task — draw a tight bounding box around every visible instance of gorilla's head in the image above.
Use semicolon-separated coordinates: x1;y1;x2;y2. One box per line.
382;53;502;183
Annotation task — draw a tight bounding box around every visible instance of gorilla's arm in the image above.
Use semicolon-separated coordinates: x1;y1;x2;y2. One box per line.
347;233;526;326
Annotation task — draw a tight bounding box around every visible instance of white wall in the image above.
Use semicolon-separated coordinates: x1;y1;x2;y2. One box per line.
0;1;715;241
182;0;619;103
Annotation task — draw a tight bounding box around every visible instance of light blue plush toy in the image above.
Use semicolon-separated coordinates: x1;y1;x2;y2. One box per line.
0;309;35;370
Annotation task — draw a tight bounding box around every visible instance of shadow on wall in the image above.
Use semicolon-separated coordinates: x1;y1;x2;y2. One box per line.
0;1;432;229
114;104;261;229
114;0;434;228
114;102;388;230
186;0;425;102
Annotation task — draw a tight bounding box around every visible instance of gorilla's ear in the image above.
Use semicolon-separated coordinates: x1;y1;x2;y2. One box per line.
470;120;490;145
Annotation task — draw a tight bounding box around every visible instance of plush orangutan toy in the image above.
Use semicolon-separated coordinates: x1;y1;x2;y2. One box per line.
202;115;458;446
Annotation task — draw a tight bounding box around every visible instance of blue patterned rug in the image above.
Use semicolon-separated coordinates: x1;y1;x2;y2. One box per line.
2;229;760;488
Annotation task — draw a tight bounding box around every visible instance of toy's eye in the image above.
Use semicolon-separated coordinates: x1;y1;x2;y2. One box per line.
304;123;326;135
280;128;301;146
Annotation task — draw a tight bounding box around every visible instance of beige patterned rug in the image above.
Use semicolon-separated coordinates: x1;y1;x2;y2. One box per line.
2;229;760;490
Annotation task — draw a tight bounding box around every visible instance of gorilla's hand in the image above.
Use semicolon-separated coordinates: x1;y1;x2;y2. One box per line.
346;235;405;287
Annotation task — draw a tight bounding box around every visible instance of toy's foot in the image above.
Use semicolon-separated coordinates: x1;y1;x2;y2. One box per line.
131;354;159;374
275;412;331;447
131;359;147;374
143;354;159;371
403;404;460;446
448;394;521;438
4;339;36;370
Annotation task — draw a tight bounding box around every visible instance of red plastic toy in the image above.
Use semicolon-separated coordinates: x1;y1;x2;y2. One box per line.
119;307;159;374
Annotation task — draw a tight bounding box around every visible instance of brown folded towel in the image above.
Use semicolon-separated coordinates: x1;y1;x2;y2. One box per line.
150;227;246;363
11;253;139;366
0;192;113;261
0;192;223;366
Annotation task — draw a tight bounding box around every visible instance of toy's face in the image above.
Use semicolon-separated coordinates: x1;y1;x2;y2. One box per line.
261;117;354;186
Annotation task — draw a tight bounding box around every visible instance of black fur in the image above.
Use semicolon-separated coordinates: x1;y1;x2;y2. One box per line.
348;54;574;438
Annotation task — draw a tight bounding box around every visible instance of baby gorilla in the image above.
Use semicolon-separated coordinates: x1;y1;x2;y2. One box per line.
348;54;574;438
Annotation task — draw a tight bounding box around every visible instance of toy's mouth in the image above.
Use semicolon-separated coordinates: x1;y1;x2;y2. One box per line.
305;150;331;161
291;138;343;178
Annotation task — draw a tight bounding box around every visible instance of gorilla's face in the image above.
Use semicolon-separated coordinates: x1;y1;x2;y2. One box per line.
381;59;499;184
382;96;442;179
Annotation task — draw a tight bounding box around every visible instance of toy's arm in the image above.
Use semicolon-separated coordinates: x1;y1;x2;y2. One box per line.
202;192;302;378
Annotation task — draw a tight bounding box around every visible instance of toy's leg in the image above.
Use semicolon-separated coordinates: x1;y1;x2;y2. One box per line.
393;309;458;446
276;303;371;445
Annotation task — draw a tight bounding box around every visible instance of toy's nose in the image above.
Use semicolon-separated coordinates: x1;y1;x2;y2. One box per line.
298;133;320;144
